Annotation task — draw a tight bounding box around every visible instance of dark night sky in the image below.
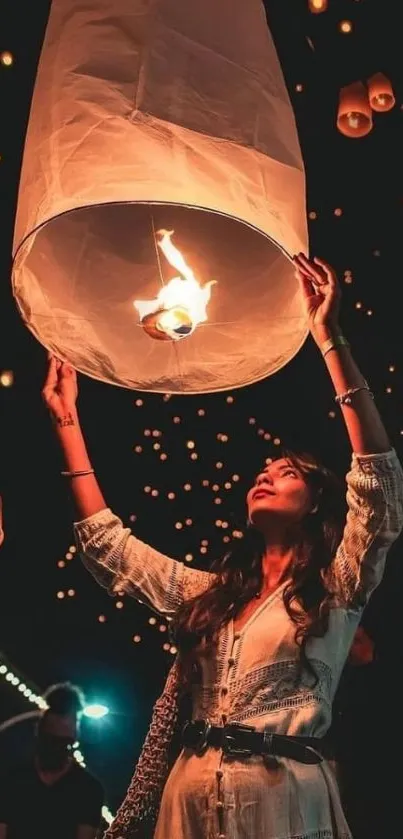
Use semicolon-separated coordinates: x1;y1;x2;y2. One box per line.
0;0;402;813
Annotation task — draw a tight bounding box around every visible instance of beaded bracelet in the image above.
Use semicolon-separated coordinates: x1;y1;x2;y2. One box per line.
335;381;374;406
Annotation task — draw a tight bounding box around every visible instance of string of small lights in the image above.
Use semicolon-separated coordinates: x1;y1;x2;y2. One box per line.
0;655;48;711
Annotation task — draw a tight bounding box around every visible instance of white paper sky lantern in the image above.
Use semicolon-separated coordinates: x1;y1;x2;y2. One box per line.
12;0;308;394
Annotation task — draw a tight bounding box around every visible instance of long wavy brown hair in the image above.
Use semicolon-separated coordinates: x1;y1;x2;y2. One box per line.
171;450;346;687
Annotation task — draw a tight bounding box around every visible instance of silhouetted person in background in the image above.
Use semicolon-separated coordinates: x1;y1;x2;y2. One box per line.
0;682;104;839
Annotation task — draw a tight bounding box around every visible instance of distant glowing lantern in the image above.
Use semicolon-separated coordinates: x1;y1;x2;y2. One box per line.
0;370;14;387
0;51;13;67
339;20;352;34
308;0;328;12
337;81;373;138
12;0;308;394
368;72;395;112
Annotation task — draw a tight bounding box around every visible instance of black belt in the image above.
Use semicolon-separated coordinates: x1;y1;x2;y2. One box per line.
182;720;332;765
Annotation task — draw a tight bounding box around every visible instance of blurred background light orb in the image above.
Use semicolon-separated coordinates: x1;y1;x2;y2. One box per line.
83;703;109;720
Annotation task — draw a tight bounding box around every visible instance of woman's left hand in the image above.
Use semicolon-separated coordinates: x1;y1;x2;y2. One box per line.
293;253;341;341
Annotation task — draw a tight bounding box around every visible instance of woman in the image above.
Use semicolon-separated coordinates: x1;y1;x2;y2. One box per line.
42;253;403;839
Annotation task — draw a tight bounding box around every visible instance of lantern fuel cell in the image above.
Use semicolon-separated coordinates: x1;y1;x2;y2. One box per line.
12;0;308;394
133;230;216;341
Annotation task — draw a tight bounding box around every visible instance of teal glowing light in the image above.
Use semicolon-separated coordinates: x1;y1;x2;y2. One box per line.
83;703;109;719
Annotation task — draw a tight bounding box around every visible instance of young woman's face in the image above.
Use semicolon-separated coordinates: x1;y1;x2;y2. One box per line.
246;458;313;529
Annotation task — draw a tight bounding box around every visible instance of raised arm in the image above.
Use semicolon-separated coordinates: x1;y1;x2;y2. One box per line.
294;253;391;457
42;357;212;615
294;254;403;602
323;447;403;605
42;357;107;520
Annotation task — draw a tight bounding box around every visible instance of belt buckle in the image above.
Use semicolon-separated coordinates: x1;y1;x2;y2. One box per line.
222;722;255;757
189;719;212;756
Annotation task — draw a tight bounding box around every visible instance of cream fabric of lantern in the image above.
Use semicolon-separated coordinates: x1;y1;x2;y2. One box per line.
12;0;308;394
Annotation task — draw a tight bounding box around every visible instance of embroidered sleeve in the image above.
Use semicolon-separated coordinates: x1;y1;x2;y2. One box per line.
74;508;213;616
326;449;403;605
183;566;215;601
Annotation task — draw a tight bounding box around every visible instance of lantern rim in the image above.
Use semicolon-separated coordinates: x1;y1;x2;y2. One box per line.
12;200;308;394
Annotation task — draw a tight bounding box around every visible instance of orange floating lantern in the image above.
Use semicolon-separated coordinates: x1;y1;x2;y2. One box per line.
308;0;328;13
368;72;395;112
0;51;13;67
337;81;373;138
339;20;353;34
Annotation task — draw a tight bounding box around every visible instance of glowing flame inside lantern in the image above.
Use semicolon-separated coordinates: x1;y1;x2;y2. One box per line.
134;230;216;341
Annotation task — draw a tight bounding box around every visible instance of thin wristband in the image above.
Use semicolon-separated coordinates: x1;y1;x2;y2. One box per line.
61;469;95;477
321;335;350;358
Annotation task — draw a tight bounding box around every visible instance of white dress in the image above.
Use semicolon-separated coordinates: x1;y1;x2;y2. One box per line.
74;449;403;839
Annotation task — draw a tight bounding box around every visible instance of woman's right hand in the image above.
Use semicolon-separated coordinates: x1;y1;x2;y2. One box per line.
42;355;78;422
